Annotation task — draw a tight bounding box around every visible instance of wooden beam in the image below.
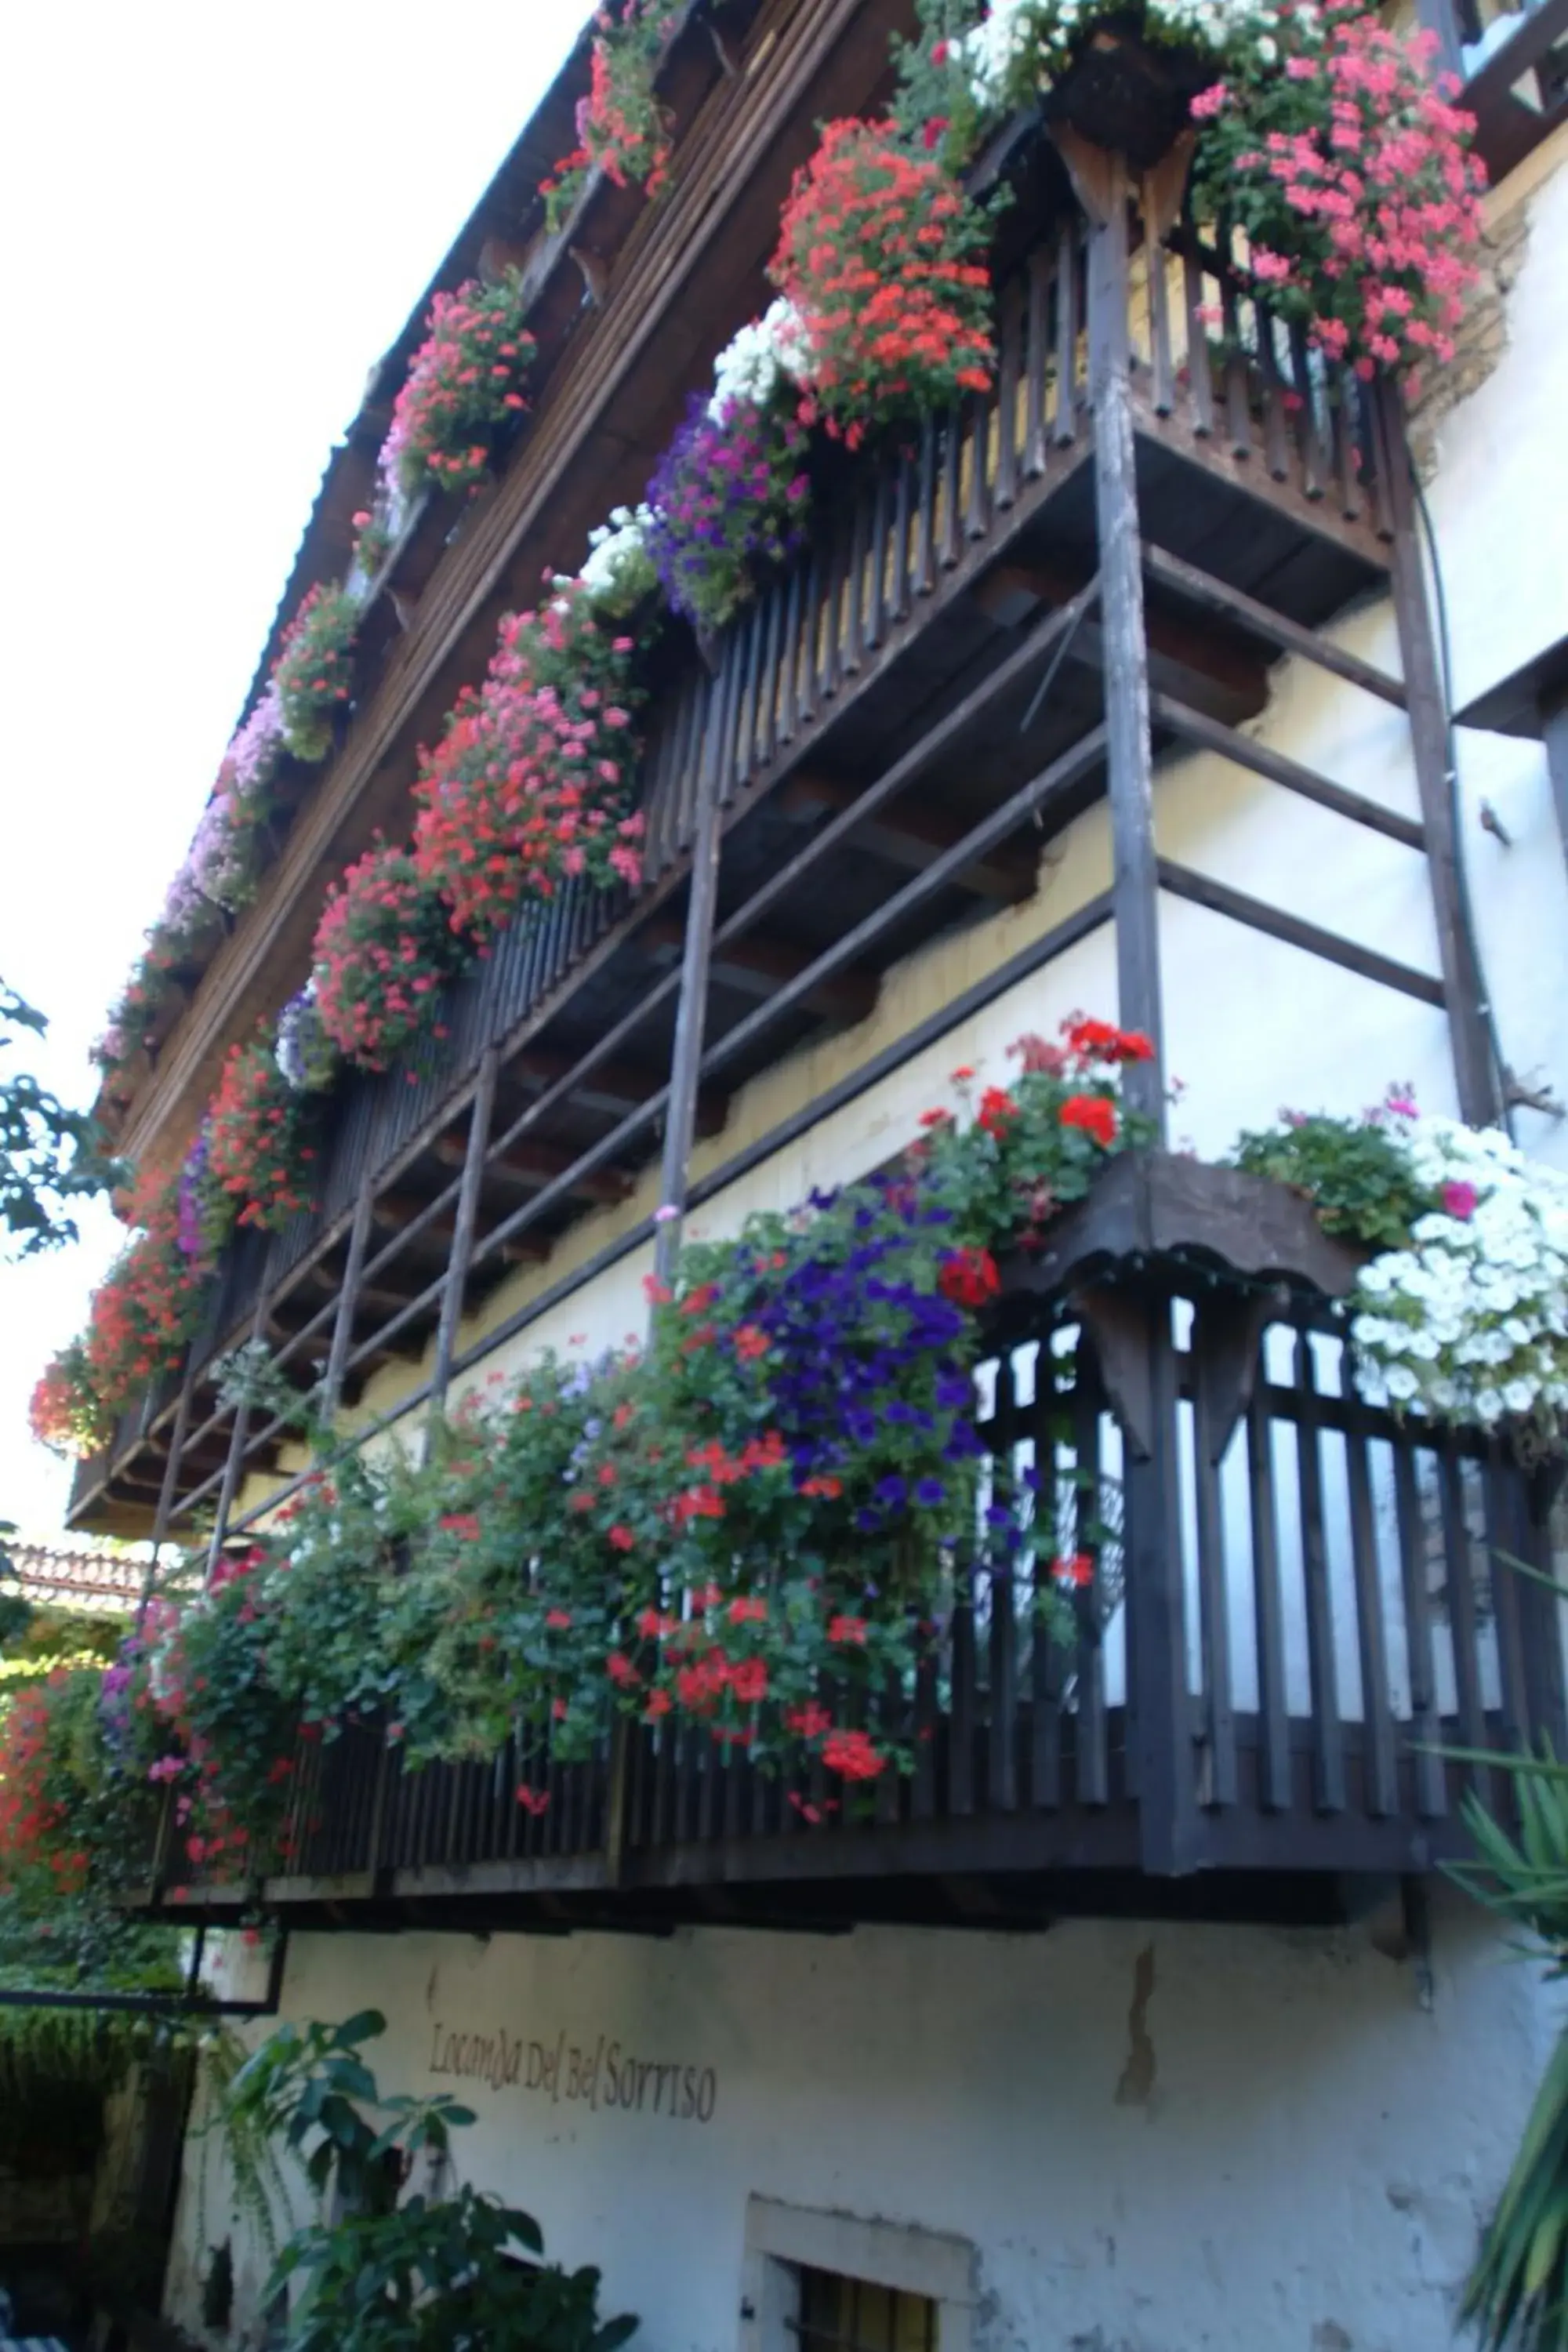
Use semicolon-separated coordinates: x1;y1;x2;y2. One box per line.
779;771;1040;902
1142;543;1407;710
435;1131;636;1207
977;557;1270;727
644;921;879;1024
510;1046;728;1134
1152;695;1426;849
654;654;730;1283
1156;856;1446;1004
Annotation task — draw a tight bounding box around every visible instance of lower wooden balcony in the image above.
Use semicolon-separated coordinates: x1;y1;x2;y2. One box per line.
133;1179;1567;1936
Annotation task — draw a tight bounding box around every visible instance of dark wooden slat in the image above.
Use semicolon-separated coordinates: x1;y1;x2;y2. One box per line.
1246;1373;1291;1810
1294;1337;1346;1813
777;563;801;745
890;448;913;620
1180;236;1214;438
1070;1338;1107;1807
1437;1446;1490;1801
949;1570;976;1817
1053;222;1078;445
1156;858;1446;1007
964;390;990;540
1025;242;1051;477
1392;1445;1448;1818
1338;1350;1399;1819
1192;1334;1239;1809
913;415;937;597
938;408;962;569
1143;546;1407;710
995;279;1022;507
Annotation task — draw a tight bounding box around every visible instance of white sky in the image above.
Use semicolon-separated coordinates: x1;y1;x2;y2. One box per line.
0;0;590;1538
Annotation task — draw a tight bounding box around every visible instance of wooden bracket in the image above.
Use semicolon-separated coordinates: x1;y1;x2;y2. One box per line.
1073;1283;1156;1460
706;21;740;76
1192;1287;1277;1465
1050;123;1126;229
1140;130;1196;245
568;244;609;307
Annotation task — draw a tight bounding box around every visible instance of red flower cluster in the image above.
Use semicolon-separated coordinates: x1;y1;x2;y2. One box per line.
412;584;645;941
0;1682;83;1892
382;270;537;501
205;1018;314;1233
81;1171;212;1425
273;581;359;763
768;118;994;447
311;839;467;1071
938;1244;1000;1308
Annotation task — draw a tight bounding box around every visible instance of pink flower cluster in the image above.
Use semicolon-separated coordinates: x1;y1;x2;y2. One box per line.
311;840;465;1072
1192;0;1486;386
381;271;536;502
411;581;645;942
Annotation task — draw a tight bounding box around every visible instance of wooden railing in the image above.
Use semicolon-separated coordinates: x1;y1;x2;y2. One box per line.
147;1263;1567;1919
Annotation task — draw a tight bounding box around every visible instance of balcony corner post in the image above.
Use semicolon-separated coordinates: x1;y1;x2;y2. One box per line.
426;1045;500;1443
1087;1282;1203;1875
1073;137;1168;1140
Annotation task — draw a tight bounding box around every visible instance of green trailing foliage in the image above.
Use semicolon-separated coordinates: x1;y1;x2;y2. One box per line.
1229;1103;1437;1251
1449;1573;1568;2352
220;2010;637;2352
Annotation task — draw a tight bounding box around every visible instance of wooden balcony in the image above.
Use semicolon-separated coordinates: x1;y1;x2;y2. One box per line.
132;1180;1568;1933
71;168;1450;1547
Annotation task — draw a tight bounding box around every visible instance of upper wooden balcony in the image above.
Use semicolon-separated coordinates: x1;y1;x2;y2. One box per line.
71;173;1416;1542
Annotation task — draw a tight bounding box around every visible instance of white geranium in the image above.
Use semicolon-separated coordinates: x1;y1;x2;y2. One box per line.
579;503;655;602
707;299;811;421
1349;1112;1568;1439
953;0;1285;105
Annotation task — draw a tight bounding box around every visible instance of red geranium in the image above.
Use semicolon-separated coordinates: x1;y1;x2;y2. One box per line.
1059;1094;1118;1149
382;270;537;502
204;1018;314;1233
937;1245;1000;1308
768;118;995;447
273;581;360;763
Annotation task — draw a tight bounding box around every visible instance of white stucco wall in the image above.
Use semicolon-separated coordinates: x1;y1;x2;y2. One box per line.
169;1895;1559;2352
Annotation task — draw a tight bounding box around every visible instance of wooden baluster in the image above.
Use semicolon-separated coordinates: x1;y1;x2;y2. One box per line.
1191;1305;1240;1810
1246;1373;1290;1796
1290;322;1327;503
1481;1446;1531;1751
964;389;991;541
1069;1334;1105;1806
995;279;1022;508
1259;307;1291;483
913;416;938;597
821;532;846;700
890;447;913;621
1220;270;1253;459
757;575;783;768
731;601;764;788
844;497;867;676
1338;1352;1398;1819
938;409;963;569
1437;1444;1490;1802
988;1350;1021;1812
1181;234;1215;439
1335;370;1365;523
949;1562;976;1817
866;472;890;653
1053;222;1079;445
778;564;802;744
319;1176;373;1434
1294;1334;1345;1813
1025;243;1051;477
1392;1444;1447;1817
1143;195;1174;418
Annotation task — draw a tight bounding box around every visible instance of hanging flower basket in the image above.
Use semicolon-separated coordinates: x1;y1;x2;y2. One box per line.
311;840;471;1073
202;1018;317;1235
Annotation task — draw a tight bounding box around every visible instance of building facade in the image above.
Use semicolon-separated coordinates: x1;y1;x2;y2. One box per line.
50;0;1568;2341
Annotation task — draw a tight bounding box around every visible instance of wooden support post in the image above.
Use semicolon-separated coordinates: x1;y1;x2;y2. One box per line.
1073;136;1167;1138
319;1176;375;1437
205;1287;271;1588
1379;380;1503;1127
1081;1283;1201;1874
427;1047;499;1435
135;1358;194;1634
653;655;731;1287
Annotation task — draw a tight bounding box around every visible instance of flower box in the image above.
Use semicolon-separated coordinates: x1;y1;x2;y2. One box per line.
995;1148;1366;1316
